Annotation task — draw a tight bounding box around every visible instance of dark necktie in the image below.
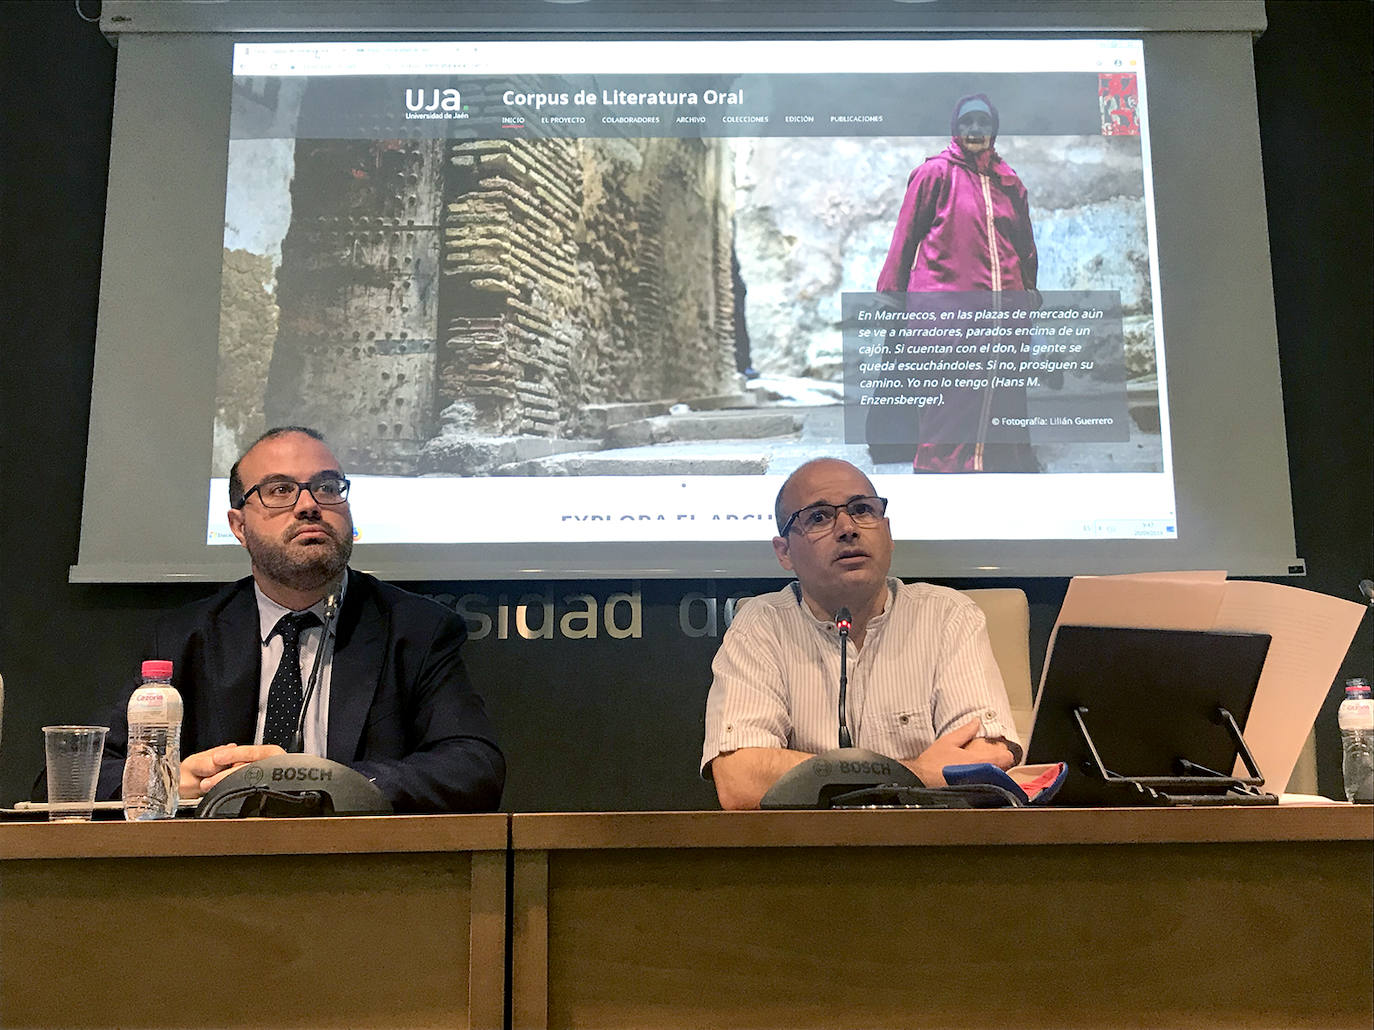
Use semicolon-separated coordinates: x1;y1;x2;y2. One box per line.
264;610;320;750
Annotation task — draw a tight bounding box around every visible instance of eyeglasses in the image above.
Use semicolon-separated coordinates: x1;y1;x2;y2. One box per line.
780;496;888;537
239;474;351;509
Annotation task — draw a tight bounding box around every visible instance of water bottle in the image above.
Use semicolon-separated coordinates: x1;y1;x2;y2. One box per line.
1337;677;1374;804
122;660;183;820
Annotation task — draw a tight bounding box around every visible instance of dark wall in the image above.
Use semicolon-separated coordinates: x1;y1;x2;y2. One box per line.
1250;0;1374;789
1;1;1369;809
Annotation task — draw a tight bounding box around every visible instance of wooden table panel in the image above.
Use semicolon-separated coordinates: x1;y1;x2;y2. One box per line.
511;804;1374;849
512;809;1374;1030
0;815;507;1030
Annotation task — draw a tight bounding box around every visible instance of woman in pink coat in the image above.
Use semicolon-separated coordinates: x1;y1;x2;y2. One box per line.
876;94;1040;473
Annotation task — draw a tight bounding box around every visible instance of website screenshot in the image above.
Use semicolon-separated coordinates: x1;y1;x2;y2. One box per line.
210;38;1174;546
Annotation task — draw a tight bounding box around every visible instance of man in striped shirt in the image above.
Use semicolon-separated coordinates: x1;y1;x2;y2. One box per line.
701;458;1021;809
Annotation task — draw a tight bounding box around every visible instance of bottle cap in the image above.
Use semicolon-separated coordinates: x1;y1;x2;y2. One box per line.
141;660;174;680
1345;677;1371;696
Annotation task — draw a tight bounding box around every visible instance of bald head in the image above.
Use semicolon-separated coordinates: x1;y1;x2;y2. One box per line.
774;459;878;534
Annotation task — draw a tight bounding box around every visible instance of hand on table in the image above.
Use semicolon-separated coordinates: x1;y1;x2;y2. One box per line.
179;744;285;798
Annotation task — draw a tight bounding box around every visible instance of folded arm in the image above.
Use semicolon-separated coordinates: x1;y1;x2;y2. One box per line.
709;747;815;811
701;605;807;810
927;604;1024;768
902;718;1015;786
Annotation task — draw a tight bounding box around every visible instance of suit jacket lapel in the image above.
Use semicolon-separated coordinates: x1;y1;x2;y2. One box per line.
211;581;263;747
327;571;386;762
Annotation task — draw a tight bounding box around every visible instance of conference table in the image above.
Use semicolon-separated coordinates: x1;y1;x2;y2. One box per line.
1;806;1370;1029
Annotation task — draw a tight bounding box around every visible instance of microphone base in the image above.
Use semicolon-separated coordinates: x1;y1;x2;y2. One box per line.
197;755;392;818
759;748;921;809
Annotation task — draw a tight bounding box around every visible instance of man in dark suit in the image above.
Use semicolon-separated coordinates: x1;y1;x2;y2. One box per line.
94;426;504;813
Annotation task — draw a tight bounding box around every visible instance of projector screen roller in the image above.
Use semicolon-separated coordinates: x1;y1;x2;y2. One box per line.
74;15;1300;581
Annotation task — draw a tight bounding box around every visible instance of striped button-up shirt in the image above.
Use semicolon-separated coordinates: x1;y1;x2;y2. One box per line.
701;578;1021;776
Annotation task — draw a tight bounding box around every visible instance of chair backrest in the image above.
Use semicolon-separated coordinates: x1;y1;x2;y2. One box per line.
960;589;1034;744
1288;728;1319;795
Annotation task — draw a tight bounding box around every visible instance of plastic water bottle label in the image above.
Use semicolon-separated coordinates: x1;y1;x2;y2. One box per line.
1337;697;1374;731
128;687;183;723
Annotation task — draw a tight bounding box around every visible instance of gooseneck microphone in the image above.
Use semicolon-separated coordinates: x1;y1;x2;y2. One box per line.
759;604;932;808
835;607;853;748
290;588;340;754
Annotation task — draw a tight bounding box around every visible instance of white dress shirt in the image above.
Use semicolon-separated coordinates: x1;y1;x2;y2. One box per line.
251;571;346;755
701;577;1021;776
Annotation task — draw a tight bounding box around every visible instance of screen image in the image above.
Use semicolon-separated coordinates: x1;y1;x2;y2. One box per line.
212;39;1174;549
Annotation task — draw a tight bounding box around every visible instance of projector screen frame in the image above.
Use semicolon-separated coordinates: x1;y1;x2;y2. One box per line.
73;3;1300;583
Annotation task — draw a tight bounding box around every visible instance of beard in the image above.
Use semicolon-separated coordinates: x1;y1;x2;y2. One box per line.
242;519;353;592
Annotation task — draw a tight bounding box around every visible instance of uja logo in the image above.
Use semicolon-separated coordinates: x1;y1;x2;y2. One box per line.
406;88;462;112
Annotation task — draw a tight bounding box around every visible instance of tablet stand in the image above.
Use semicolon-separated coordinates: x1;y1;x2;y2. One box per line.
1072;704;1277;806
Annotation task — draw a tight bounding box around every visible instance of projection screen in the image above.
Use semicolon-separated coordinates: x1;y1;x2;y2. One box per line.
72;1;1300;581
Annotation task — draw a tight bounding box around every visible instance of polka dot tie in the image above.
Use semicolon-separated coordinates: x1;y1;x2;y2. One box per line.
263;611;321;750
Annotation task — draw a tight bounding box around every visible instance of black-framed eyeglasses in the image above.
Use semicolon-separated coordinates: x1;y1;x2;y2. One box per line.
780;496;888;537
238;474;351;510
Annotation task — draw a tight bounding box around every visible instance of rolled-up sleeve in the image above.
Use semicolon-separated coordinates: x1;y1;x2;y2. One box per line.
931;603;1023;764
700;604;793;778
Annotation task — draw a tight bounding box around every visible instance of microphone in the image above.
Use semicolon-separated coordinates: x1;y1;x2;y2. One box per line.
290;588;339;754
1360;579;1374;605
835;607;853;748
